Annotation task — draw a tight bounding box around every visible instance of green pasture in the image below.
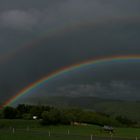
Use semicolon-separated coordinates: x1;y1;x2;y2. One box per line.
0;119;140;140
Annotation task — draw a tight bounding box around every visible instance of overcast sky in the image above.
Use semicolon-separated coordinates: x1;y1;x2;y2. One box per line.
0;0;140;104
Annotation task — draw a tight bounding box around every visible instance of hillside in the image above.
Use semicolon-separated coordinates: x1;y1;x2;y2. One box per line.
24;96;140;122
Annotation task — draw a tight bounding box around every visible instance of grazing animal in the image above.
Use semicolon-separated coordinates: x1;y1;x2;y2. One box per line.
101;125;114;133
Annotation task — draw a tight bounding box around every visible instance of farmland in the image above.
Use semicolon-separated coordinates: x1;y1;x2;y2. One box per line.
0;119;140;140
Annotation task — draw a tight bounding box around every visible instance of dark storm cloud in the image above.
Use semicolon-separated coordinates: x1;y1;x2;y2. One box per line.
0;0;140;103
0;10;39;29
0;0;140;31
0;0;140;52
0;21;140;102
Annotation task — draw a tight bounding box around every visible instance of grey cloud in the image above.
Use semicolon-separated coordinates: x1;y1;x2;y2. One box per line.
41;0;140;28
51;83;108;97
110;81;131;90
50;81;140;100
0;0;140;30
0;9;40;30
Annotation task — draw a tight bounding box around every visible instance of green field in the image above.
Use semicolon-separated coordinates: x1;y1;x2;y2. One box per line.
0;119;140;140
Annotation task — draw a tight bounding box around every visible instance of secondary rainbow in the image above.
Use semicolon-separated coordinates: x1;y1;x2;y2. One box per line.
0;16;138;64
2;54;140;108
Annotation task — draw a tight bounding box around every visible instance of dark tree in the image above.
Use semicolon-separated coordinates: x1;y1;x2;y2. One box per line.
116;116;137;126
41;109;62;125
3;106;17;119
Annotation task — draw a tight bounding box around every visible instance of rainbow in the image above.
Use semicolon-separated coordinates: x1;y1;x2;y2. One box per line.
1;54;140;108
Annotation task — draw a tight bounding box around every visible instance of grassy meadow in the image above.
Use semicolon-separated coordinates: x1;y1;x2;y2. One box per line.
0;119;140;140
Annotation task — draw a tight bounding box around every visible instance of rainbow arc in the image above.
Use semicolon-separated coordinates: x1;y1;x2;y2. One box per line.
2;54;140;108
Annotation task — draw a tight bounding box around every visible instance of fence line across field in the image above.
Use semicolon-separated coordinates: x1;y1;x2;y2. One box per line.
2;128;138;140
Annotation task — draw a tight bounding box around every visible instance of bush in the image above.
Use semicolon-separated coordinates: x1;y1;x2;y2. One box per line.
3;106;17;119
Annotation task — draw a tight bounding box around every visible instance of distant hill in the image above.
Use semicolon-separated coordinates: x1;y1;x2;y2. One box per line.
23;96;140;122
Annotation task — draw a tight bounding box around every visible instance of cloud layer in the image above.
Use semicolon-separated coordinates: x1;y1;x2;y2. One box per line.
0;0;140;103
0;9;40;29
48;81;140;100
0;0;140;30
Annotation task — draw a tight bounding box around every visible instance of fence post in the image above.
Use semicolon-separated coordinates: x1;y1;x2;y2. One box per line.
68;129;70;135
110;133;113;140
49;131;51;137
91;134;93;140
136;137;138;140
12;128;15;134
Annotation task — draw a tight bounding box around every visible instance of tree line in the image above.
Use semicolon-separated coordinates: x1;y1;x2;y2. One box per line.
0;104;138;127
